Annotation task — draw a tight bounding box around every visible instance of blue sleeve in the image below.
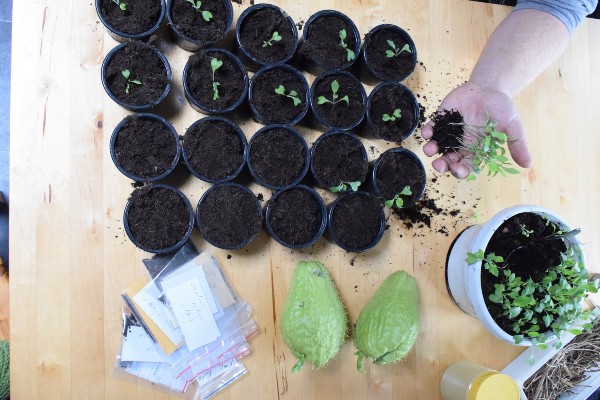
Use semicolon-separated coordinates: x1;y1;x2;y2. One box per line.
513;0;598;34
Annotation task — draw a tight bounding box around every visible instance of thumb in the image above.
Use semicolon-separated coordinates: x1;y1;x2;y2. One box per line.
505;115;532;168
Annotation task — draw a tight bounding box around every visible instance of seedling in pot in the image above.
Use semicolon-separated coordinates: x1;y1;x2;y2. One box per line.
338;29;356;62
275;85;302;107
330;180;360;193
385;40;411;58
317;80;349;106
382;108;402;122
384;186;412;208
112;0;127;11
262;31;282;47
186;0;213;22
519;224;534;238
210;57;222;101
121;69;141;94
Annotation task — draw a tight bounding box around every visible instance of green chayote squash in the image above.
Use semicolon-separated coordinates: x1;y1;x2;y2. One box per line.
354;270;420;372
281;261;347;372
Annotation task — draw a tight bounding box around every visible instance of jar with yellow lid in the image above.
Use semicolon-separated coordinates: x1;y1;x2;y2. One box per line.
440;361;520;400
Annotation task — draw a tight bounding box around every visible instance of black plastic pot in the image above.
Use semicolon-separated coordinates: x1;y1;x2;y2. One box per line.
124;184;194;254
101;41;172;111
96;0;165;42
264;185;327;249
196;183;263;250
110;113;181;182
356;24;417;85
247;125;310;190
362;81;419;143
166;0;233;52
181;116;247;183
183;48;249;115
248;63;310;126
235;4;298;72
297;10;361;75
326;191;386;253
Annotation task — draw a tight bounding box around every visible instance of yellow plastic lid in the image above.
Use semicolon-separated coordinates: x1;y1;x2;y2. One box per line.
468;371;520;400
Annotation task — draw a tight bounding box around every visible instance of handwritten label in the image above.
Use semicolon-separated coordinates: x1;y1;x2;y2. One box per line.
121;326;164;363
161;260;219;314
133;283;183;345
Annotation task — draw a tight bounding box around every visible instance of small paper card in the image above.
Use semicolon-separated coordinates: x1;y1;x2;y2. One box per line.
161;259;219;314
133;283;183;345
121;326;165;363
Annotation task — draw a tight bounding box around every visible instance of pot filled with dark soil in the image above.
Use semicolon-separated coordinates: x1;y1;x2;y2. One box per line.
110;113;180;182
310;130;368;192
101;41;171;111
247;125;309;190
235;3;298;71
297;10;360;75
327;191;385;253
310;69;366;131
166;0;233;51
196;183;263;250
96;0;165;42
181;116;247;183
362;82;419;143
183;48;248;115
370;148;426;209
248;63;310;126
356;24;417;85
124;184;194;253
264;185;327;249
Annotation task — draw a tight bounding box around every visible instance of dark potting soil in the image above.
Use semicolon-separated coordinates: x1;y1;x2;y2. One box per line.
186;51;246;111
197;185;262;248
249;128;306;187
99;0;162;35
375;151;425;206
183;120;244;181
127;186;190;250
430;109;465;152
312;133;368;187
299;15;357;69
332;194;382;250
105;41;169;106
170;0;228;43
482;212;568;335
251;67;306;124
239;7;296;63
113;116;177;179
312;74;365;128
268;188;322;245
370;85;417;143
364;28;414;81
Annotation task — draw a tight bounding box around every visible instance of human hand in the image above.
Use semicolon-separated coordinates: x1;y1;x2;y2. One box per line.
421;81;532;179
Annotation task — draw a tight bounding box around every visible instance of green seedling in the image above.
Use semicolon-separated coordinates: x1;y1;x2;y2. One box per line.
317;80;349;106
384;186;412;208
112;0;127;11
210;57;222;101
519;224;534;238
330;181;361;193
262;31;282;47
385;40;411;58
186;0;213;22
275;85;302;107
339;29;356;62
121;69;141;94
382;108;402;122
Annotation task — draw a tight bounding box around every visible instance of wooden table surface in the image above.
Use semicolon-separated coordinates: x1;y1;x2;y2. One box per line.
9;0;600;398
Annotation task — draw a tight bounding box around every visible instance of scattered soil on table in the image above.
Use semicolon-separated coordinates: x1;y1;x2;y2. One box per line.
364;27;414;81
375;151;425;206
183;119;244;181
105;41;169;106
250;67;306;124
267;188;322;245
312;133;367;187
430;109;465;152
312;74;364;128
170;0;228;43
127;186;190;250
99;0;162;35
239;7;296;63
299;15;357;68
369;85;417;143
331;194;382;250
113;116;177;179
197;185;262;248
249;128;306;187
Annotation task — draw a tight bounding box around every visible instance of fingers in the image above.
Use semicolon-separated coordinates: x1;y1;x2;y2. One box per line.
506;116;532;168
423;140;439;157
421;122;434;139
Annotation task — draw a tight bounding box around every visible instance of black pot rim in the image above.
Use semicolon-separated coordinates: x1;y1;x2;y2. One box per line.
123;184;195;254
248;63;310;126
101;41;172;111
183;48;249;115
95;0;166;40
195;182;263;250
181;116;248;183
309;130;368;190
327;191;386;253
166;0;233;48
310;69;366;131
110;113;181;182
264;184;327;249
246;124;310;190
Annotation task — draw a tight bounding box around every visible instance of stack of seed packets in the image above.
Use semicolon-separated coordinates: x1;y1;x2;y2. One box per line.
114;245;259;399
